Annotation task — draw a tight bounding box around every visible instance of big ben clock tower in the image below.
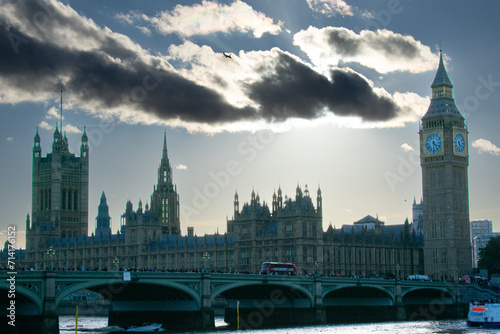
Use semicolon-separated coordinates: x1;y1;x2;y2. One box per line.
420;50;471;280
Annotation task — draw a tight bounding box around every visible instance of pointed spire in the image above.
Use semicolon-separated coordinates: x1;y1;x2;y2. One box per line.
162;130;168;160
34;126;40;143
100;191;106;203
431;49;453;89
81;125;88;142
423;48;462;119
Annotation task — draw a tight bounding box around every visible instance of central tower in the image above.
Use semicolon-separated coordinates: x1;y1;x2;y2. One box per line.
419;50;471;280
150;132;180;234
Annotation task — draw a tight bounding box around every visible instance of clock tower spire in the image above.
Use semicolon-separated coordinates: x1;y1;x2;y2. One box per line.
419;49;471;280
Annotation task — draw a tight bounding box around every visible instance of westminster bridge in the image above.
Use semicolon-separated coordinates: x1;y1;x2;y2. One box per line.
0;270;484;333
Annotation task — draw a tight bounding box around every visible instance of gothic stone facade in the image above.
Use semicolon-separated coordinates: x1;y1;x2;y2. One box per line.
22;129;423;277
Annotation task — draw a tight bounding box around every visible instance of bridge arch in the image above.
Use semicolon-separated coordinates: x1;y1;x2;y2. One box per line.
0;283;42;315
322;284;395;306
402;287;455;305
211;281;314;307
55;278;202;309
211;281;315;305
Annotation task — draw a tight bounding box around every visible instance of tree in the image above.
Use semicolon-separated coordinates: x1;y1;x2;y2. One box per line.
478;236;500;275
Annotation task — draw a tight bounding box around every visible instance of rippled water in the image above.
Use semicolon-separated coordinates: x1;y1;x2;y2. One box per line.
59;316;498;334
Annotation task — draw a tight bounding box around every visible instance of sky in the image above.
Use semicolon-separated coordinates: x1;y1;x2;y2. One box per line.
1;0;500;248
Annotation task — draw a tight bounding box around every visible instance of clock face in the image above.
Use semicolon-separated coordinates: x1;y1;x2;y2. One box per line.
454;133;465;153
425;133;442;153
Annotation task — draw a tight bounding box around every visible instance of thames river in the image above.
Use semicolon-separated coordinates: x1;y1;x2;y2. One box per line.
59;316;496;333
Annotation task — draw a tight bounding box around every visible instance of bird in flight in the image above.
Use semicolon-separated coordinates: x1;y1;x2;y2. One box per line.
223;52;232;59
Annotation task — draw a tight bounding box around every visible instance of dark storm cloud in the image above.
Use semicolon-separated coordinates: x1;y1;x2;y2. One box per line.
366;33;420;59
325;27;419;59
326;29;361;56
247;52;399;122
0;0;402;127
7;0;138;60
0;17;257;124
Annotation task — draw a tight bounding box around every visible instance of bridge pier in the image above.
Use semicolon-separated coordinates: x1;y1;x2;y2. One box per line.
394;279;407;321
314;276;326;323
201;273;215;329
41;272;59;334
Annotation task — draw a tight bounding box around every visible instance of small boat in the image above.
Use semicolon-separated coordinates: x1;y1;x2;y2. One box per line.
467;301;500;328
127;322;164;332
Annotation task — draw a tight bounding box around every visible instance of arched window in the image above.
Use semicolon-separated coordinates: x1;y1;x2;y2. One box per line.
40;190;44;210
62;189;66;210
73;190;78;210
68;189;72;211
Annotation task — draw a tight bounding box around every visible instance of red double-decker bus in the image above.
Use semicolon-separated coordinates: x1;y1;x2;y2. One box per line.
260;262;297;275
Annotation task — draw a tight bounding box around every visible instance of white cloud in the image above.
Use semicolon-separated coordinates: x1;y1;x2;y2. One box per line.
45;106;60;120
134;0;283;38
6;137;14;141
42;106;82;134
137;26;152;36
400;143;414;152
62;124;83;134
293;27;438;74
38;121;54;132
176;164;188;170
306;0;355;17
115;12;135;25
472;139;500;156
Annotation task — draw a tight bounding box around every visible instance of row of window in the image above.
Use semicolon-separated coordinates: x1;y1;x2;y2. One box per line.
240;222;319;238
38;189;79;211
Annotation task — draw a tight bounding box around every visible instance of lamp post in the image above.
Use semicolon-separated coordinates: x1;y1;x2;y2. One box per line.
395;264;400;281
315;261;321;275
46;246;56;270
113;257;119;271
203;252;211;273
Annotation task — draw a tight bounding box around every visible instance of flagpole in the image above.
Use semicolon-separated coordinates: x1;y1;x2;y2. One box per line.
60;90;63;134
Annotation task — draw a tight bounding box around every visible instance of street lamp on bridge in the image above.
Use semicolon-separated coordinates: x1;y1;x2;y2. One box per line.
315;261;321;275
203;252;211;273
113;257;120;271
46;246;56;270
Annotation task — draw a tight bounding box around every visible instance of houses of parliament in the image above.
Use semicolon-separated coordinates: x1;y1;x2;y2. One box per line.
8;51;471;281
